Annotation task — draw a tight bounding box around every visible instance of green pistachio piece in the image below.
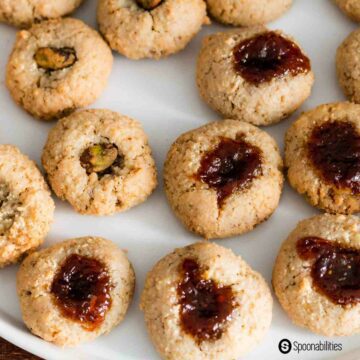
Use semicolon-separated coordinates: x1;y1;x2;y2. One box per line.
137;0;162;10
34;47;77;71
80;143;119;174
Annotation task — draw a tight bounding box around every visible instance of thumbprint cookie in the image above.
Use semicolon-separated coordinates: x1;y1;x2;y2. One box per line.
164;120;283;239
273;214;360;336
17;236;135;346
42;109;157;215
285;102;359;214
0;145;54;268
141;242;272;360
197;27;314;126
6;18;113;120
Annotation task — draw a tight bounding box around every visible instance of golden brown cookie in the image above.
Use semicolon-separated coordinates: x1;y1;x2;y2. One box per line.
6;18;113;121
197;27;314;126
0;145;54;268
336;0;360;21
285;102;359;214
17;236;135;346
273;214;360;336
0;0;84;28
206;0;292;26
42;109;157;215
141;242;272;360
164;120;283;239
97;0;208;59
337;28;360;103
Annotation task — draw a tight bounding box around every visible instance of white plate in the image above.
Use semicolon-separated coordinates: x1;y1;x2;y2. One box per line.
0;0;359;359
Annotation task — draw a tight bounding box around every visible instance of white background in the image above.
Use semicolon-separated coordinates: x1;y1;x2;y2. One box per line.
0;0;359;359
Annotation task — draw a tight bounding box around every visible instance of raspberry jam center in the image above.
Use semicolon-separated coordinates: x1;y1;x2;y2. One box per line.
233;31;310;84
308;121;360;194
177;258;235;343
197;137;262;207
51;254;112;330
297;237;360;305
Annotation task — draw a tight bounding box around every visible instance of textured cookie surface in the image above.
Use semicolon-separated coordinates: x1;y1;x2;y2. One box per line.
17;236;135;346
0;145;54;268
164;120;283;239
42;109;157;215
197;27;314;126
206;0;292;26
0;0;84;28
337;28;360;103
285;102;360;214
273;214;360;336
97;0;208;59
141;242;272;360
336;0;360;21
6;18;113;120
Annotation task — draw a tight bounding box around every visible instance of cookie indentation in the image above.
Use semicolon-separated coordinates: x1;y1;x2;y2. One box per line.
34;47;77;72
233;31;310;84
51;254;112;330
297;237;360;305
177;258;235;343
308;121;360;194
0;183;22;235
197;136;262;207
80;143;124;177
136;0;162;10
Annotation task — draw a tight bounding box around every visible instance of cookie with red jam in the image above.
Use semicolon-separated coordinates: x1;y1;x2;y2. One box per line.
285;102;360;214
164;120;283;239
17;236;135;346
273;214;360;336
141;242;272;360
197;27;314;126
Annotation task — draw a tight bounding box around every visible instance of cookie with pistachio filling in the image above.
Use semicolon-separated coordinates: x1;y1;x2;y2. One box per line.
42;109;157;215
6;18;113;121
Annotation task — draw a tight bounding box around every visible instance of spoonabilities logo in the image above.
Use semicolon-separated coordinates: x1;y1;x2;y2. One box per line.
279;339;292;354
